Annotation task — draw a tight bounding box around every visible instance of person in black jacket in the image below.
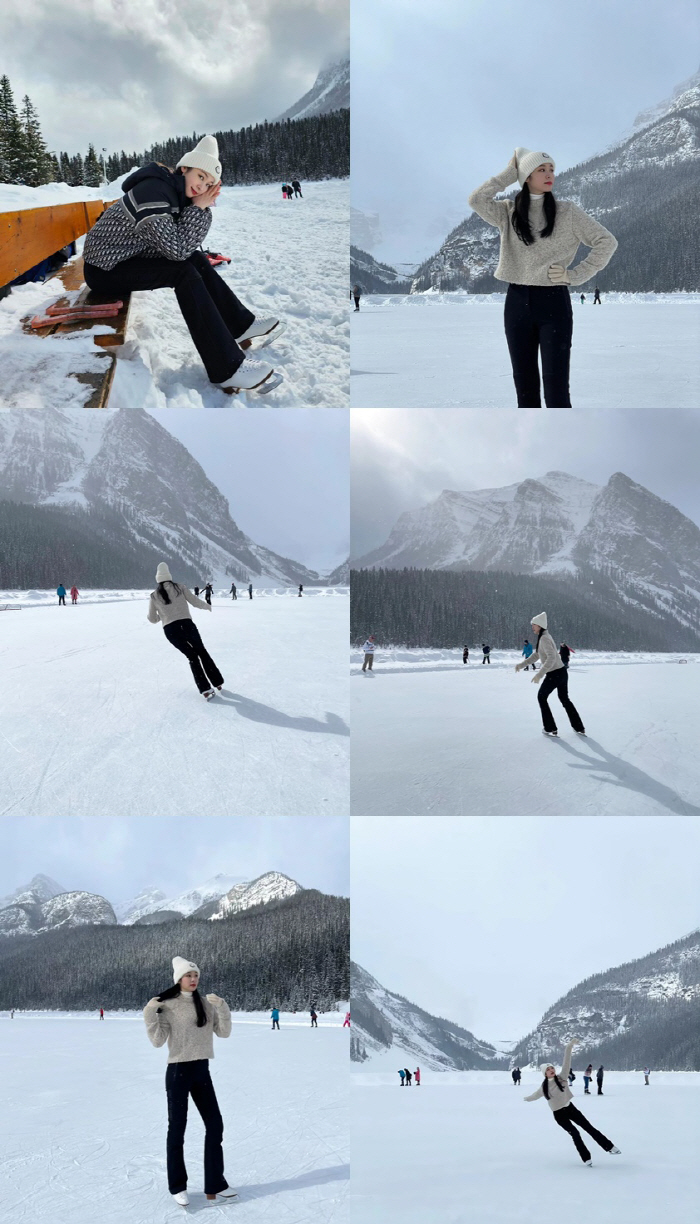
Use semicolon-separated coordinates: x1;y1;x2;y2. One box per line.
291;179;303;198
202;583;213;606
463;645;469;663
482;643;491;664
229;583;237;600
596;1066;604;1095
82;136;285;393
248;583;253;600
559;642;572;668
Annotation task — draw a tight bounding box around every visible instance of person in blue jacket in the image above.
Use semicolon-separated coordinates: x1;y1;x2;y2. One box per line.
521;639;535;670
57;584;67;606
271;1007;280;1031
398;1069;406;1086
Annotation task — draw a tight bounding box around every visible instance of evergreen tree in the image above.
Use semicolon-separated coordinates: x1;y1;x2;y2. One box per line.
58;152;71;183
84;143;102;187
71;153;84;186
0;75;25;183
19;94;52;185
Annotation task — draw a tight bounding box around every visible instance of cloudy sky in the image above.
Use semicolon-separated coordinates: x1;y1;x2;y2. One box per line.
351;408;700;559
146;407;348;573
352;0;700;263
0;814;348;910
352;815;700;1040
1;0;348;156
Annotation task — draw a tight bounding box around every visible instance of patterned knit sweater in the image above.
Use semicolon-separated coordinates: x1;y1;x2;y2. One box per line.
468;164;617;287
84;163;212;271
143;991;232;1063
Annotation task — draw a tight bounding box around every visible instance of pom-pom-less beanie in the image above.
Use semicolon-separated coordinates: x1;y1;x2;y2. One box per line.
515;148;555;187
176;136;222;180
173;956;200;983
156;562;172;583
531;612;548;629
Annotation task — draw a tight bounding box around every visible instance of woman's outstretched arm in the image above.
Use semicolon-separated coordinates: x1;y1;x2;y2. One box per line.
468;153;519;228
143;998;170;1047
183;587;213;611
207;994;232;1038
523;1084;543;1102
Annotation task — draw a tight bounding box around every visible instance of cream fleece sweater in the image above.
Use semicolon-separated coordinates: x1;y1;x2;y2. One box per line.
515;629;563;679
147;582;211;627
468;163;617;287
524;1040;575;1112
143;990;232;1063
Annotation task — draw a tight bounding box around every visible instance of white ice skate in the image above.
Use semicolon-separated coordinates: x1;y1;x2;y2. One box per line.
203;690;215;701
237;317;287;349
583;1159;592;1167
217;355;283;396
609;1146;621;1154
172;1190;190;1205
542;730;558;737
206;1188;239;1202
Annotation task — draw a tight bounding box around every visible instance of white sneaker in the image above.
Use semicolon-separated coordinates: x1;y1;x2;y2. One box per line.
172;1190;189;1205
237;318;286;348
217;356;282;395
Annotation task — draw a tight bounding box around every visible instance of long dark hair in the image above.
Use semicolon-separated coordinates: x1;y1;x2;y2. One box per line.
157;982;208;1028
156;580;182;606
511;182;556;245
542;1072;565;1099
533;626;546;655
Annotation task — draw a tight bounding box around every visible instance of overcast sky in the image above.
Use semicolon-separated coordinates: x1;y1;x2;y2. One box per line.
146;407;348;574
0;814;348;909
351;409;700;559
1;0;348;156
352;815;700;1041
352;0;700;263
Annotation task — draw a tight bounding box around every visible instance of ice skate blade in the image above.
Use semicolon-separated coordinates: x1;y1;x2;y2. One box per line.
221;371;283;396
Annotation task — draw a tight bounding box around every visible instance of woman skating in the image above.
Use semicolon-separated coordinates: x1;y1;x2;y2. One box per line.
147;562;224;700
515;611;585;736
468;149;617;407
83;135;285;395
144;957;238;1206
524;1039;620;1166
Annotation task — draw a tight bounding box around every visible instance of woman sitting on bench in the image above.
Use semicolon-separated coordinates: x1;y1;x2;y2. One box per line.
83;136;285;395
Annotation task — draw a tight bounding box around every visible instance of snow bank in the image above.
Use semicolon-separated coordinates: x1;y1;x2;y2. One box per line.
350;647;699;673
1;586;348;609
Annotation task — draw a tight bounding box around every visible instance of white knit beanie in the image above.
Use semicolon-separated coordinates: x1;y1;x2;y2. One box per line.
176;135;222;180
156;562;172;583
173;956;200;984
515;147;555;188
531;612;548;629
540;1062;556;1073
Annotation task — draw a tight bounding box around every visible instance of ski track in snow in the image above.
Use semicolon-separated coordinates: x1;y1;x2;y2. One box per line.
0;1014;349;1224
351;656;700;817
0;595;348;818
0;180;349;412
350;295;700;408
352;1072;700;1224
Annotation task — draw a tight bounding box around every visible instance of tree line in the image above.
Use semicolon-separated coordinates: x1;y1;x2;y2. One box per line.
351;567;700;652
1;74;348;188
0;890;349;1011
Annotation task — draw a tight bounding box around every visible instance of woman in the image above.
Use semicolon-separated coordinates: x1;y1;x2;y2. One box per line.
524;1039;621;1166
147;562;224;700
468;149;618;407
515;611;585;736
83;135;285;394
144;957;237;1206
583;1063;593;1094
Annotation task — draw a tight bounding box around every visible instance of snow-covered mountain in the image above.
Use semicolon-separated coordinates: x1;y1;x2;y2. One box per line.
0;405;320;585
510;929;700;1072
326;557;350;584
117;875;246;925
0;873;66;911
276;55;349;121
0;890;117;938
350;246;412;294
200;872;303;920
353;471;700;638
351;962;505;1070
412;69;700;293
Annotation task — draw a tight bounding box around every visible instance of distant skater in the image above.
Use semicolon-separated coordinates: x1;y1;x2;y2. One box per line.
399;1069;406;1086
463;645;469;663
57;584;66;606
559;642;573;668
404;1068;412;1086
468;149;617;406
99;1007;104;1020
593;286;602;304
271;1008;280;1031
643;1066;650;1086
143;956;237;1206
291;179;303;197
351;284;362;311
515;612;585;736
524;1039;620;1166
482;643;491;664
310;1008;318;1028
70;585;79;605
343;1011;351;1028
512;1067;521;1085
248;583;253;600
583;1064;593;1094
361;636;375;671
148;562;224;700
230;583;237;600
580;293;585;304
298;584;303;597
521;639;534;670
597;1066;604;1095
414;1067;421;1086
202;582;213;605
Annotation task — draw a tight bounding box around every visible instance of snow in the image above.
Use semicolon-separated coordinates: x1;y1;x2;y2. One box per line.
0;593;348;818
350;294;700;408
0;179;349;411
351;1071;700;1224
0;1011;349;1223
350;652;700;816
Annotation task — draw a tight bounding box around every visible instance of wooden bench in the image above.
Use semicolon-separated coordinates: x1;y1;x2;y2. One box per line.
1;200;131;408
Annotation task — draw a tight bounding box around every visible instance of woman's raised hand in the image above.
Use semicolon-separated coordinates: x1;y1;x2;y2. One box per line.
206;993;224;1005
193;181;222;209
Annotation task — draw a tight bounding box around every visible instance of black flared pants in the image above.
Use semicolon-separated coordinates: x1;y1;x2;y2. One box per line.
538;668;584;733
504;284;573;407
554;1103;614;1163
163;619;224;694
165;1060;228;1195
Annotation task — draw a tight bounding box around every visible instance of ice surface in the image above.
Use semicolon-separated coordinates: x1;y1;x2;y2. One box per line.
351;1071;700;1224
0;1011;349;1223
0;593;348;818
0;180;349;411
350;652;700;816
350;294;700;408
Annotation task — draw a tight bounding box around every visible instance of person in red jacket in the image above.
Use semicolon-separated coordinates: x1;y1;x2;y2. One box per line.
415;1066;421;1086
70;585;79;605
99;1007;104;1020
